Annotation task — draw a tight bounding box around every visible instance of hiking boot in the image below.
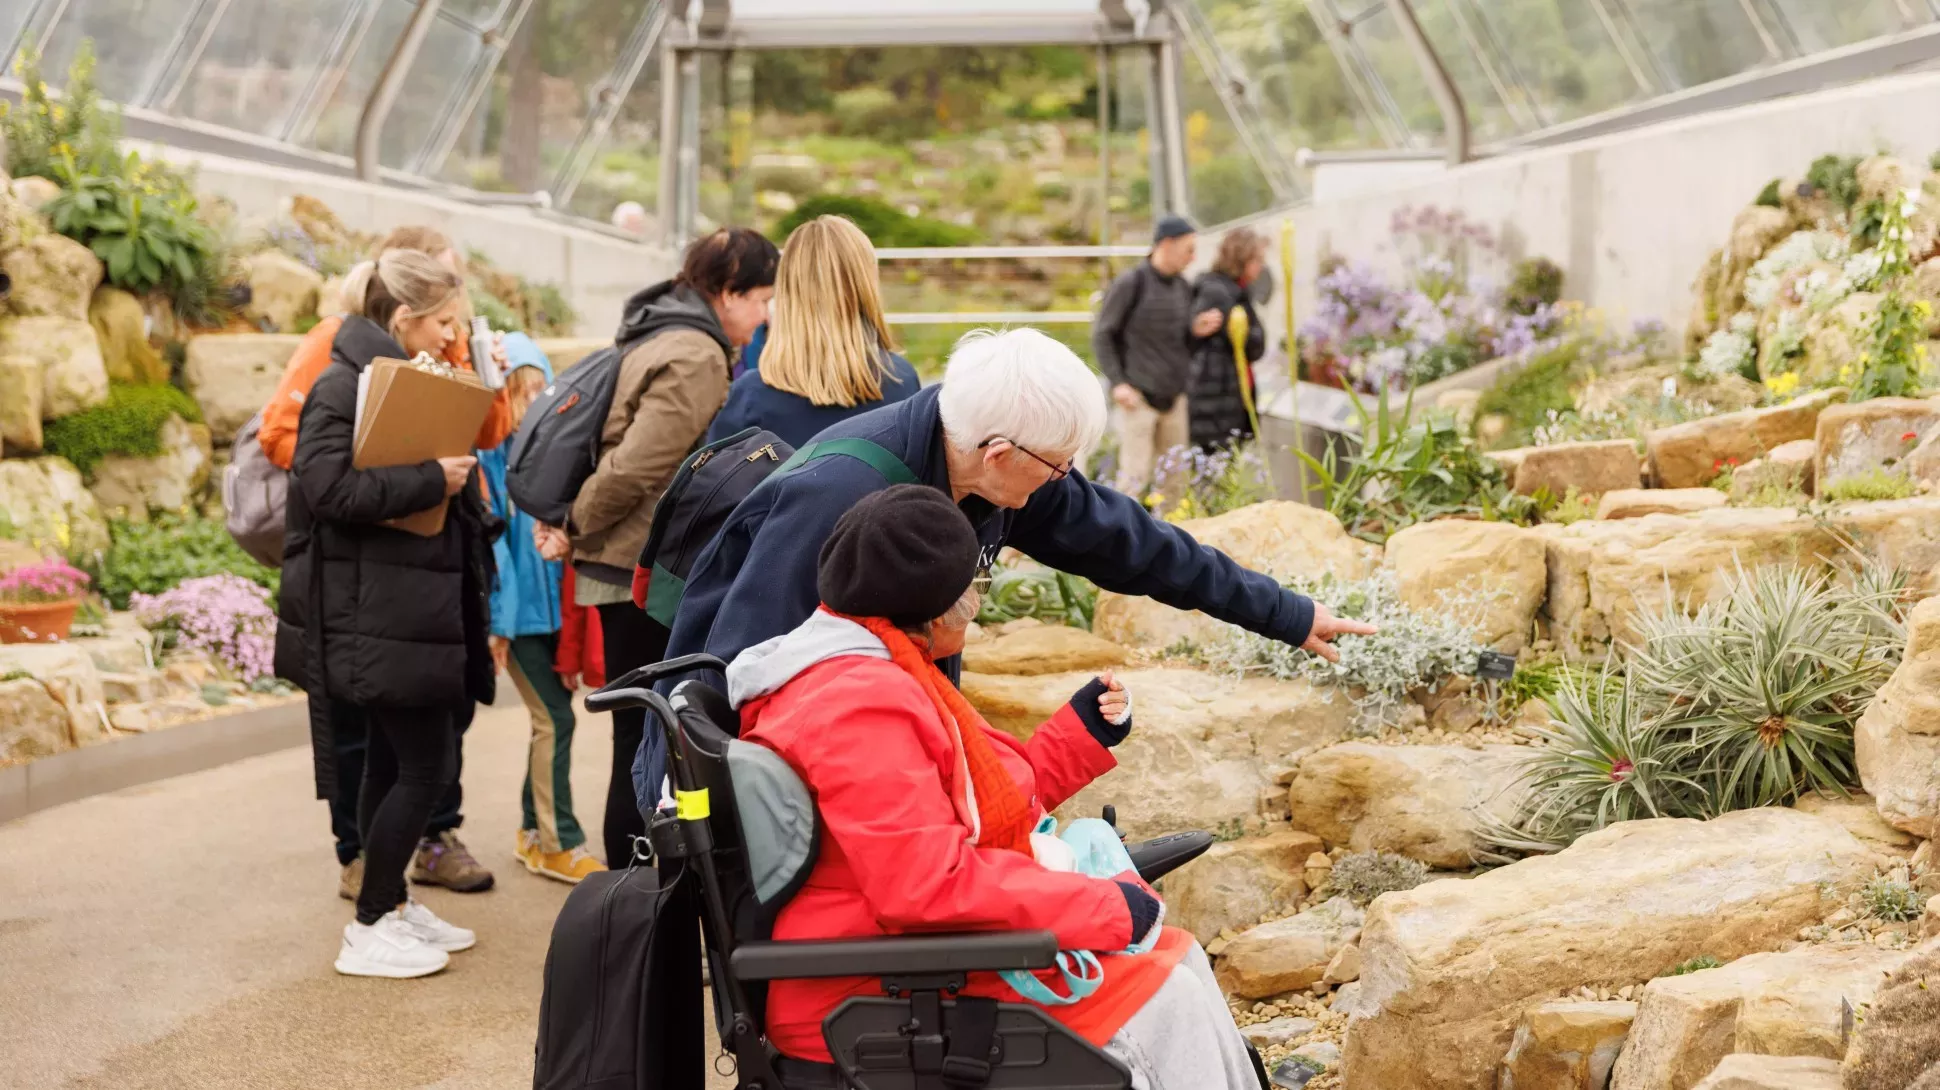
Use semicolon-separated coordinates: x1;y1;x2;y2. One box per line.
338;856;363;902
409;831;495;892
335;911;449;979
530;845;607;885
514;829;539;869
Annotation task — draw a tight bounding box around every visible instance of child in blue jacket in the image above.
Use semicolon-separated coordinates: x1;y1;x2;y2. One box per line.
479;334;606;884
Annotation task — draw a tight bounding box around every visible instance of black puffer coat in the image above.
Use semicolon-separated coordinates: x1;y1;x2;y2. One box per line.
274;317;499;797
1186;271;1267;450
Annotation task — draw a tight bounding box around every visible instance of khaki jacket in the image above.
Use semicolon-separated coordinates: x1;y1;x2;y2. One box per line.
569;328;731;584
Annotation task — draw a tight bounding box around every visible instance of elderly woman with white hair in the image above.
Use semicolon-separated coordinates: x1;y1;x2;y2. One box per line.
642;327;1374;801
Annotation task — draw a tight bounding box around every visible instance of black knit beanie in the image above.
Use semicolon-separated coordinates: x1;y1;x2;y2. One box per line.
818;484;980;628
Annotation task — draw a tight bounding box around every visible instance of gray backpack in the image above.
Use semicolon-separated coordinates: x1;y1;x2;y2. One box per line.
223;410;287;568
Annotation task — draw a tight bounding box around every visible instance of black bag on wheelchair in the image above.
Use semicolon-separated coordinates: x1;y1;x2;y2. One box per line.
531;862;698;1090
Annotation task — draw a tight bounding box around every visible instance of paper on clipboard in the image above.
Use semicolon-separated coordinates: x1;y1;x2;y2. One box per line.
352;357;495;537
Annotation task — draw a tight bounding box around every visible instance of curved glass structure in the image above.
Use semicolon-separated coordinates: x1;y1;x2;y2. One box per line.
5;0;1939;235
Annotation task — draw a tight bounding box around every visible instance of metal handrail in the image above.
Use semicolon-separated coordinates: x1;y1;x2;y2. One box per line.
875;245;1150;261
354;0;444;183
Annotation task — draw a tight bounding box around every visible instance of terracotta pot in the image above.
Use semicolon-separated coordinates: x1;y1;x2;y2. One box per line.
0;598;80;644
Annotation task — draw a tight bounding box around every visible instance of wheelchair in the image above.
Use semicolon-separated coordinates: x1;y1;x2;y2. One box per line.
587;654;1234;1090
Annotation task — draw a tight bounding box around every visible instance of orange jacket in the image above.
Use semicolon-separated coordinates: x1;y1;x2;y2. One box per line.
259;315;517;470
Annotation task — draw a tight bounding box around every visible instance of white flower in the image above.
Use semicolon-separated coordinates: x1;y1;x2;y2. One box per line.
1660;376;1679;398
1745;231;1849;311
1697;324;1755;380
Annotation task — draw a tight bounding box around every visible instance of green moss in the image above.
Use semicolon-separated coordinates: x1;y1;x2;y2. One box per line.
1823;469;1917;503
1754;178;1782;208
42;384;203;475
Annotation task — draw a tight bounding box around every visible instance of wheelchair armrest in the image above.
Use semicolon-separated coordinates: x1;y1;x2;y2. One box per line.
729;930;1058;981
1127;831;1214;883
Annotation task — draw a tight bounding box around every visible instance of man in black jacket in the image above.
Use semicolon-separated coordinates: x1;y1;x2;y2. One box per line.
1092;215;1223;494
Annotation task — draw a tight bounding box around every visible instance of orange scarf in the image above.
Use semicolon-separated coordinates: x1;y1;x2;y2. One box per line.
842;611;1036;857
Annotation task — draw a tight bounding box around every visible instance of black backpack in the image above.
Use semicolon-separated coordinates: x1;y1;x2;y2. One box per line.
630;427;914;626
505;338;642;525
532;864;701;1090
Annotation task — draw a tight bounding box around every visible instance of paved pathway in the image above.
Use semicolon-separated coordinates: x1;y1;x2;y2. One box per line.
0;699;728;1089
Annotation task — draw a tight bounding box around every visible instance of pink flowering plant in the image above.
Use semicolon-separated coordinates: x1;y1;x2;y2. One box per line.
0;560;91;604
130;574;277;683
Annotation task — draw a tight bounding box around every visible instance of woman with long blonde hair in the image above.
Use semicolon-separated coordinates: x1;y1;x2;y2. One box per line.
704;214;921;447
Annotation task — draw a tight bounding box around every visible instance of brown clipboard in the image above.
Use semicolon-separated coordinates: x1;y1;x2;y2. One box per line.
352;357;495;537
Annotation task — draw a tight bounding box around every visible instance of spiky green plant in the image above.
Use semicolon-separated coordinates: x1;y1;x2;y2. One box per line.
1629;564;1901;814
1483;668;1704;854
1860;874;1926;922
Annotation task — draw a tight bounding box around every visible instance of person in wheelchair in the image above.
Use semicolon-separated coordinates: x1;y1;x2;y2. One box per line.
726;484;1260;1088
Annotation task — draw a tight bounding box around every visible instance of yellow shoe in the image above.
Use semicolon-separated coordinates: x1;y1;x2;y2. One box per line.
514;829;539;868
530;846;607;885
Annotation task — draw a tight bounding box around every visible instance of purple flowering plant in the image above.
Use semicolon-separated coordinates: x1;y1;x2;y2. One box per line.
0;560;91;604
131;574;277;683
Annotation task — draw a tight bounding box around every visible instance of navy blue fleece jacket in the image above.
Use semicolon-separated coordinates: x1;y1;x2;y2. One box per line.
632;383;1315;805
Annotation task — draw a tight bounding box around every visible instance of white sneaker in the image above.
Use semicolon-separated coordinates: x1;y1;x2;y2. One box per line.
335;912;450;978
398;898;476;952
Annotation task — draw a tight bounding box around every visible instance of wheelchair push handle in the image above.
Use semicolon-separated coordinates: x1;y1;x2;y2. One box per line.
584;654;727;713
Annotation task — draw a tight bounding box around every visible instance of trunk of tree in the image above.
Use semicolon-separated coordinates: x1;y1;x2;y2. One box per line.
500;0;547;192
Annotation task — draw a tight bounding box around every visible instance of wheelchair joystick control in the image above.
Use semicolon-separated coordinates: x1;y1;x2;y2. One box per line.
1102;805;1116;829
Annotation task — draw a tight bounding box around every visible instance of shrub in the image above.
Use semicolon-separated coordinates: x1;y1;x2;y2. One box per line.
1860;873;1926;923
773;194;980;249
44;158;226;315
1804;153;1863;214
96;513;278;610
1506;257;1565;316
130;574;275;682
1547;487;1596;525
1850;188;1935;402
1823;469;1917;503
975;564;1096;631
1;42;122;181
1328;850;1430;905
1754;179;1782;208
42;384;203;475
1473;339;1586;450
1201;570;1485;731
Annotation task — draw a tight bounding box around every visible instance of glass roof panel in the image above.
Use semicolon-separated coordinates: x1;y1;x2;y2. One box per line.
1619;0;1775;89
559;38;663;224
1178;34;1278;223
1462;0;1652;126
35;0;206;105
1190;1;1382;160
1765;0;1922;55
172;0;365;138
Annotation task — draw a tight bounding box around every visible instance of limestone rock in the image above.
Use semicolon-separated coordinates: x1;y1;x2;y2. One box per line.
1286;742;1526;869
316;274;346;319
1829;498;1940;600
1855;596;1940;839
1842;940;1940;1090
1575;365;1762;417
241;250;323;332
1815;399;1940;495
0;315;108;419
1798;293;1880;388
0;677;71;761
1500;440;1641;498
1596;488;1728;520
10;175;60;211
88;286;168;385
0;345;42;450
0;232;102;320
0;179;42;253
1217;895;1364;999
1790;791;1920;854
1340;809;1878;1090
0;642;108;747
1243;1016;1319;1048
98;670;167;705
183;333;302;443
287;194;354;250
1325;942;1363;985
1498;1000;1635;1090
1924;900;1940;941
1646;390;1845;489
109;697;209;733
0;456;111;558
1730;206;1796;264
1858;156;1913;206
1689;1055;1841;1090
1611;944;1908;1090
87;414;212;520
1384;520;1546;652
960;625;1126;677
1163;826;1322;943
1538;507;1839;653
1729;439;1816;499
1093;502;1374;651
963;667;1352;839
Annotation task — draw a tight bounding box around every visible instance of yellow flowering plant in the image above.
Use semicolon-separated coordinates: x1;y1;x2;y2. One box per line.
1;41;123;182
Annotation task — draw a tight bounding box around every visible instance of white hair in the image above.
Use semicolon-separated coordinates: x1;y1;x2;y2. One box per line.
938;328;1107;456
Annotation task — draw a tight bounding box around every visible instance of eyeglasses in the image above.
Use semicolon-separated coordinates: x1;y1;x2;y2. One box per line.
977;436;1071;481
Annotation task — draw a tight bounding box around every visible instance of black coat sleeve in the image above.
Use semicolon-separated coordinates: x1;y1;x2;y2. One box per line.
291;364;448;526
1007;470;1315;647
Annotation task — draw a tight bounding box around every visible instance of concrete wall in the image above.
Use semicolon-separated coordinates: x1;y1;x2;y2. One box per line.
1233;68;1940;356
132;144;676;339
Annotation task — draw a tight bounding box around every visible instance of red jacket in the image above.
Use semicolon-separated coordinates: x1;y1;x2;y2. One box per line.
554;567;605;688
735;618;1133;1061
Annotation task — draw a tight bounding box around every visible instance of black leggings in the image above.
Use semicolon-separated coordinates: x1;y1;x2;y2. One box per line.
595;602;669;868
355;706;458;925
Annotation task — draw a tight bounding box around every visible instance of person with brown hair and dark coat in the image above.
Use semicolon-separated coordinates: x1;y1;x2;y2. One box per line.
275;249;499;979
531;227;779;868
1187;229;1269;451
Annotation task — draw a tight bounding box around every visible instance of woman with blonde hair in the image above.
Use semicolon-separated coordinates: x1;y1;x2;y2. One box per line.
704;214;921;447
276;248;500;978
